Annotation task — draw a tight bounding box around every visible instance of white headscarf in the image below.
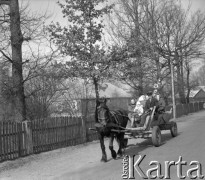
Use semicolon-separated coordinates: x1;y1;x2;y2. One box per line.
134;95;148;116
138;95;148;102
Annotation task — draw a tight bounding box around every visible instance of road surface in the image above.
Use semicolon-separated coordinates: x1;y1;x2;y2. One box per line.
0;110;205;180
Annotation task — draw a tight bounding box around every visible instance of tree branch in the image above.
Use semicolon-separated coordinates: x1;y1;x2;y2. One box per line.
0;49;13;63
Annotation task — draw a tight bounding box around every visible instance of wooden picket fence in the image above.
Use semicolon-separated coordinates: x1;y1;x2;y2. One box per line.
0;102;204;163
85;114;99;142
0;115;98;163
32;117;84;153
0;121;26;162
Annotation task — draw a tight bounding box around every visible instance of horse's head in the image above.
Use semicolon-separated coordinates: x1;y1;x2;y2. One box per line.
97;105;110;126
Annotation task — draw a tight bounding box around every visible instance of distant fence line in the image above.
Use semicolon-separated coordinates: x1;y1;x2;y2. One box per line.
165;101;205;118
0;101;204;163
80;97;205;116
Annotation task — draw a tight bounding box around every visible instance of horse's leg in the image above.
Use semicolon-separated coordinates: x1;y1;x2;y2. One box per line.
109;134;117;159
117;133;124;157
99;134;107;162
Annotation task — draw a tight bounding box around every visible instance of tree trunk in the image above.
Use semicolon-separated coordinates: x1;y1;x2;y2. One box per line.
186;90;190;104
156;56;161;81
186;67;190;104
93;76;100;122
138;57;144;96
176;64;186;104
173;52;185;104
138;84;143;96
10;0;26;121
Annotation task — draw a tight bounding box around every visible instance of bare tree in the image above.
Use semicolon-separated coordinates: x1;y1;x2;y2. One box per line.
25;66;66;120
106;0;169;95
0;0;57;121
142;0;205;103
107;0;205;103
0;0;27;121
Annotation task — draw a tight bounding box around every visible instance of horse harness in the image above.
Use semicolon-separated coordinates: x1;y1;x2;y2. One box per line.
109;110;120;126
97;107;126;131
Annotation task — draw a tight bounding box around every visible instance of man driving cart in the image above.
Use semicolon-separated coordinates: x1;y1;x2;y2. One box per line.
139;90;172;128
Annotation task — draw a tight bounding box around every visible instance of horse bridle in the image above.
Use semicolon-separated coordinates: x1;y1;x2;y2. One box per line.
97;107;129;130
97;106;111;125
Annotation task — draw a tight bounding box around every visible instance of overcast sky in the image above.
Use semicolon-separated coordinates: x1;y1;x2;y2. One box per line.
20;0;205;24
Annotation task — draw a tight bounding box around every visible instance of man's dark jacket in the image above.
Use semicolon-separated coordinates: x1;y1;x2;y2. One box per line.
144;97;158;111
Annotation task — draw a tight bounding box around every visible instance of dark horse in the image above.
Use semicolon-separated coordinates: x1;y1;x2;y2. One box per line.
95;99;129;162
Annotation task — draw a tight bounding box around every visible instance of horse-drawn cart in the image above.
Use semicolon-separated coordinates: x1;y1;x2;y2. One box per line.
89;103;178;162
111;106;178;147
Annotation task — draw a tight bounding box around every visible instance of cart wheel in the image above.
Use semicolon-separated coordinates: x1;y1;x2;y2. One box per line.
123;138;128;148
152;126;161;147
170;122;178;137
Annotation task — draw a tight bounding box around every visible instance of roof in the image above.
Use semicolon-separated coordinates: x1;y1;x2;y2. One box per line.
188;89;205;98
189;89;201;98
98;83;132;98
196;86;205;92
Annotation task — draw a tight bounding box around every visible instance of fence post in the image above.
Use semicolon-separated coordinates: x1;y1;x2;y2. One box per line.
81;99;89;143
81;117;87;143
23;121;33;155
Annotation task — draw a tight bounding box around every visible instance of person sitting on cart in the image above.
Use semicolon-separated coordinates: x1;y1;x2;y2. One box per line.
134;95;147;122
152;89;160;100
155;95;174;125
139;91;159;127
127;99;137;128
158;95;166;113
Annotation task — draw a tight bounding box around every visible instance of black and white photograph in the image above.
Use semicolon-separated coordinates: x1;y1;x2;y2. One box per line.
0;0;205;179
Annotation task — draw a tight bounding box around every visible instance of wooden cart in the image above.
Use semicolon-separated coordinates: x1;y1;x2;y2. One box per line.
112;106;178;147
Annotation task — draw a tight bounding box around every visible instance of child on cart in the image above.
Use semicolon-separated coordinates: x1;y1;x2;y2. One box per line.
126;95;148;128
127;99;137;128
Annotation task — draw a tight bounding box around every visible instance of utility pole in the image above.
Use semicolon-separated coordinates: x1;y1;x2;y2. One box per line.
171;60;176;119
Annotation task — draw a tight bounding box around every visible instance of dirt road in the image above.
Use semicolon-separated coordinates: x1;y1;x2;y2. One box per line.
0;110;205;180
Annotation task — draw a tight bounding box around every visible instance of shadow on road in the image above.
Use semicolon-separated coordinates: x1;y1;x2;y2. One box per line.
124;131;181;156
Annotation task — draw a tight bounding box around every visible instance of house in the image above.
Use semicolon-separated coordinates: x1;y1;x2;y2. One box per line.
189;89;205;98
196;86;205;92
50;81;132;117
188;88;205;102
97;82;132;98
